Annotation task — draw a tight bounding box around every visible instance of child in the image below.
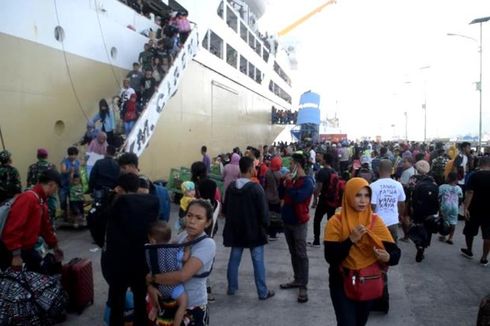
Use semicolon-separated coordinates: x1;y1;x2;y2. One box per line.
438;172;463;244
147;221;189;326
176;181;195;233
69;173;85;227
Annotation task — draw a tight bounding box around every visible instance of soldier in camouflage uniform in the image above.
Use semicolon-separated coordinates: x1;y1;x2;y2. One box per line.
26;148;57;187
26;148;57;221
0;150;22;203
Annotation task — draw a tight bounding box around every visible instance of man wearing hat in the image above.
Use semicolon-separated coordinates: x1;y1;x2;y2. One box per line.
0;150;21;203
27;148;58;222
0;169;64;271
27;148;57;188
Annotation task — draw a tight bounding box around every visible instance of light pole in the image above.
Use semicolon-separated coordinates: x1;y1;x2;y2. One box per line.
447;32;480;147
470;17;490;153
420;66;431;143
404;112;408;141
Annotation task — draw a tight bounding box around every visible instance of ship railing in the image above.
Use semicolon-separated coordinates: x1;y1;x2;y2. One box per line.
122;26;200;156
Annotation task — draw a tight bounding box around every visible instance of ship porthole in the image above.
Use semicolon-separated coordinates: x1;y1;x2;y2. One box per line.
54;120;65;135
54;26;65;42
110;46;118;59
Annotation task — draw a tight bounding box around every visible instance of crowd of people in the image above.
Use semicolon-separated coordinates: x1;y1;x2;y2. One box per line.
271;107;297;125
81;10;191;152
0;137;489;325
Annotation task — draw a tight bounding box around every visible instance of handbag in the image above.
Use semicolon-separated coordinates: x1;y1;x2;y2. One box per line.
341;262;385;301
339;214;386;301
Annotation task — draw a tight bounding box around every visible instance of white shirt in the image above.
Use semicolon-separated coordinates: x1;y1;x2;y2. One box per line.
370;178;406;226
309;149;316;164
119;86;135;104
458;154;468;185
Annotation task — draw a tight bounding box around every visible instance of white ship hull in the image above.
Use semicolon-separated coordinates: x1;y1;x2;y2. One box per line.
0;0;292;179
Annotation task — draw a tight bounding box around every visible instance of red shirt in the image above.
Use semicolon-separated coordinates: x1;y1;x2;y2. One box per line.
2;184;58;253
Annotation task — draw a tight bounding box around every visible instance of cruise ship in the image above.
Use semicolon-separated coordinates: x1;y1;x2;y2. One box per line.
0;0;294;179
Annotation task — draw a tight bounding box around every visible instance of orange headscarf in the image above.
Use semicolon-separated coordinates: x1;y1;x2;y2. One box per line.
324;177;394;270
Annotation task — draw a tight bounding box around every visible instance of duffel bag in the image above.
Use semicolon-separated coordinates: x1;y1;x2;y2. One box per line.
0;268;67;325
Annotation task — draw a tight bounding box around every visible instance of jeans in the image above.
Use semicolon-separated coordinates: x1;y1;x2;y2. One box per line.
313;201;336;243
227;246;268;298
124;121;136;136
284;223;309;288
58;187;69;211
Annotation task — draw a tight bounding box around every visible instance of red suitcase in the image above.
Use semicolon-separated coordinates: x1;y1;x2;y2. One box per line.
62;257;94;314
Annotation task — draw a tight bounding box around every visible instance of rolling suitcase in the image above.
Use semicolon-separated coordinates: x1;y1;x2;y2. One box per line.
62;258;94;314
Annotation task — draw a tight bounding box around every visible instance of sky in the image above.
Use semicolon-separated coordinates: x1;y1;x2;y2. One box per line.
259;0;490;141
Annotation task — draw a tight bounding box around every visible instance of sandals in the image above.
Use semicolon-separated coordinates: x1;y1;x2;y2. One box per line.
297;288;308;303
259;290;275;300
280;282;302;289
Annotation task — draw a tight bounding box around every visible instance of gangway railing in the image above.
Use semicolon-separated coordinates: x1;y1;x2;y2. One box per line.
124;26;200;156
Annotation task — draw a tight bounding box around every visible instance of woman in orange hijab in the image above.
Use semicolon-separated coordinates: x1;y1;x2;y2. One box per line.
324;177;401;326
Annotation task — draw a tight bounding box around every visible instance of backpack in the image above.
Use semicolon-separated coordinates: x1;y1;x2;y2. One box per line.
0;197;16;238
411;176;439;218
324;171;342;208
0;190;38;239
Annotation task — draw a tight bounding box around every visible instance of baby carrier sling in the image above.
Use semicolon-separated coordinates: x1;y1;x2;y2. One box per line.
145;235;213;298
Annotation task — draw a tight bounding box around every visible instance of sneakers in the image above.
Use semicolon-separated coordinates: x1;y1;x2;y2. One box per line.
481;258;489;267
307;241;321;248
415;247;425;263
460;248;473;259
268;236;278;241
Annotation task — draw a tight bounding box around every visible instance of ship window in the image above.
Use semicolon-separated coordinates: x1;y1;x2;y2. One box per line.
210;31;223;58
248;32;255;50
110;47;117;59
255;42;262;57
255;68;262;84
217;1;224;19
240;22;247;43
203;31;210;51
54;26;65;42
263;49;269;62
248;62;255;80
226;7;238;32
226;44;237;69
240;55;247;74
54;120;65;135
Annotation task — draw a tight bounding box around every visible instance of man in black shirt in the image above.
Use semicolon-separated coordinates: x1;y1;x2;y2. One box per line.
140;69;157;104
88;145;119;196
309;153;338;247
461;155;490;266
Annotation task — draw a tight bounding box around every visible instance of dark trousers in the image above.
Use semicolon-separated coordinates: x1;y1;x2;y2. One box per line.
330;284;373;326
0;244;42;272
102;254;148;326
108;273;147;326
284;223;309;288
313;201;336;243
